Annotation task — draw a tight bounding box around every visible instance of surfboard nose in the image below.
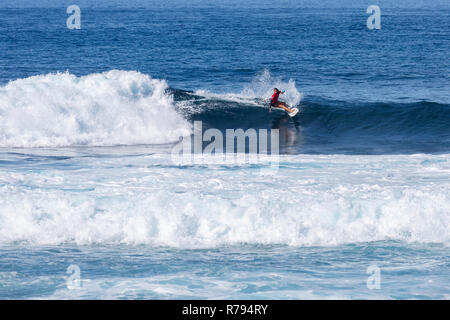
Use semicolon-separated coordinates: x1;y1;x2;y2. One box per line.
289;108;299;117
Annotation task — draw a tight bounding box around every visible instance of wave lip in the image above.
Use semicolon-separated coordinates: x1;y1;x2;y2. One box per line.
0;70;191;147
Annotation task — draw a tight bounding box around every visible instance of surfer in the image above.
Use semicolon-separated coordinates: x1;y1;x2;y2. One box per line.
269;88;295;114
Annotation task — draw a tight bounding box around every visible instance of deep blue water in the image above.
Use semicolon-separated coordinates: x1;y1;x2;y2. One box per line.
0;2;449;299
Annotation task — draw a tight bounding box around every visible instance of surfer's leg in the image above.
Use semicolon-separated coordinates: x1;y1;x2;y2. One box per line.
275;102;293;113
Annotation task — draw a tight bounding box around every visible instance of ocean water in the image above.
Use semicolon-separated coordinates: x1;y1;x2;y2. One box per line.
0;1;449;299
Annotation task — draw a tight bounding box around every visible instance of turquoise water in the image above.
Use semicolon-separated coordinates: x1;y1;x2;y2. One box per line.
1;243;448;299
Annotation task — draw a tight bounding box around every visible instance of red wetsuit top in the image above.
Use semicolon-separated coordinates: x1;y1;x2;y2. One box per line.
271;91;281;104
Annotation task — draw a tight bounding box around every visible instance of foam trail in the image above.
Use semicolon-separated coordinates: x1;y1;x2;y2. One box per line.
0;71;191;147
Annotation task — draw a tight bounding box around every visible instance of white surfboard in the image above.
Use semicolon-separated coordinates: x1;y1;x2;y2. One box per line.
288;107;299;117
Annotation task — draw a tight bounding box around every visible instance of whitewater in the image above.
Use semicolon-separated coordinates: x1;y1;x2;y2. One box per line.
0;71;191;147
0;69;448;299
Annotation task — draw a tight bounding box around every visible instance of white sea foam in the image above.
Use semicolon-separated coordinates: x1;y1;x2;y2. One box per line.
0;71;191;147
0;152;448;247
194;69;302;108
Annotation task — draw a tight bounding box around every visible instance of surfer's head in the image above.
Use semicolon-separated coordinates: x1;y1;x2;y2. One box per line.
274;88;279;93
